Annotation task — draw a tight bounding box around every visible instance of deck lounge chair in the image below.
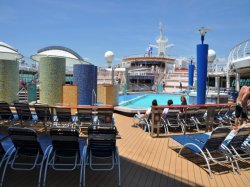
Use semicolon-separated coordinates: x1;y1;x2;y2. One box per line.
194;108;207;129
180;108;199;132
42;127;85;187
77;108;93;134
84;124;121;186
34;104;52;125
14;102;34;125
133;112;158;134
54;107;75;127
96;108;114;125
222;126;250;164
0;127;51;187
161;109;184;133
171;127;237;177
0;101;15;125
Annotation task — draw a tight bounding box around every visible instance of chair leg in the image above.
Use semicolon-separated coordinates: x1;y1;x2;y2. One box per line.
42;149;53;186
0;149;15;187
116;149;121;186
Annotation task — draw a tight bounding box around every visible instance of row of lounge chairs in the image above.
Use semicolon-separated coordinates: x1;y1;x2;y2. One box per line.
0;125;120;186
171;125;250;177
134;106;236;135
0;101;115;134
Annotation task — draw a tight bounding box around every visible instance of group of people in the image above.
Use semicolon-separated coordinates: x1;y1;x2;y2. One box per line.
134;85;250;132
135;95;187;121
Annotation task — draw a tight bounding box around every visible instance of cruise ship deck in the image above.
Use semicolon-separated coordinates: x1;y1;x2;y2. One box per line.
2;113;250;187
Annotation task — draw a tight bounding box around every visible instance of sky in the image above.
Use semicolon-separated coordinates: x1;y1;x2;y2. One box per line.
0;0;250;67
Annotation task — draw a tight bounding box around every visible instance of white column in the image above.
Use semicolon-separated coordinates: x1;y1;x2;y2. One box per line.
235;73;240;91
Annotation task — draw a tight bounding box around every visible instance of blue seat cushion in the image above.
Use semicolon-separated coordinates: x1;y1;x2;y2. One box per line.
1;137;14;154
37;135;52;153
190;133;210;143
171;135;205;154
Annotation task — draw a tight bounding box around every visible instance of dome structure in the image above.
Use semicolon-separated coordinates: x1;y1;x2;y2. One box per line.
31;46;90;65
0;42;22;60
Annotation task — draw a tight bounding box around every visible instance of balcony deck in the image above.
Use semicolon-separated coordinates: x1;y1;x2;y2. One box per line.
2;114;250;187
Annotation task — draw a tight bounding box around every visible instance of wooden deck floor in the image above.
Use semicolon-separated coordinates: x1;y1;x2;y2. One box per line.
2;114;250;187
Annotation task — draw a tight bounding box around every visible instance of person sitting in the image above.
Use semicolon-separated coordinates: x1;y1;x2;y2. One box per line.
180;95;187;113
162;99;173;118
133;99;158;130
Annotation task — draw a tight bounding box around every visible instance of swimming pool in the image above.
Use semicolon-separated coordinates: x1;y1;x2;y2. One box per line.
119;93;189;109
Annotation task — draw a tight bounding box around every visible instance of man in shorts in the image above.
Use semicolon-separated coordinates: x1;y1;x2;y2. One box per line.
234;86;250;130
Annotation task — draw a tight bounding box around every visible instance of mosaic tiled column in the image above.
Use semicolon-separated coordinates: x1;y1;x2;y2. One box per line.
73;64;96;105
39;57;65;105
0;60;19;103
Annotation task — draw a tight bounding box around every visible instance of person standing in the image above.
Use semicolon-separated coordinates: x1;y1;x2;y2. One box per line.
180;82;183;90
234;86;250;130
162;82;166;92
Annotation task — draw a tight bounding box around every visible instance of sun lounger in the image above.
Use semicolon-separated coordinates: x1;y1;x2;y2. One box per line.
222;126;250;164
34;104;53;125
0;101;15;125
171;127;238;177
84;124;121;186
0;127;51;187
42;127;85;187
14;102;35;125
161;109;184;133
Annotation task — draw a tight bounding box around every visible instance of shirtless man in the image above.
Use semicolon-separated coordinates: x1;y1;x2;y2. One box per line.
234;86;250;129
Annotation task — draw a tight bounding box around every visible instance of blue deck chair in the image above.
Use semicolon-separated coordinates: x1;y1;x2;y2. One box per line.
84;124;121;186
222;126;250;164
171;127;237;177
0;127;51;187
42;128;85;187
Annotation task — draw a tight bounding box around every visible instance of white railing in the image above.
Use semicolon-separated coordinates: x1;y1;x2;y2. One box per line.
228;39;250;63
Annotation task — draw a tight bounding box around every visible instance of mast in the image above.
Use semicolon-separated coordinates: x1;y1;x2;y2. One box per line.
154;22;173;57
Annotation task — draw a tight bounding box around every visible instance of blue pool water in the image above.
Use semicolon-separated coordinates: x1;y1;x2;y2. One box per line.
119;93;189;109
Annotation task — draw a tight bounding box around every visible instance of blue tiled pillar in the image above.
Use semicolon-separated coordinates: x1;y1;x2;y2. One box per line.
73;64;96;105
197;44;208;104
188;64;195;87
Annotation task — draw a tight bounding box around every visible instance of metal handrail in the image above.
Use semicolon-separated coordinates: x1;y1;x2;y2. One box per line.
92;89;97;106
17;87;28;102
